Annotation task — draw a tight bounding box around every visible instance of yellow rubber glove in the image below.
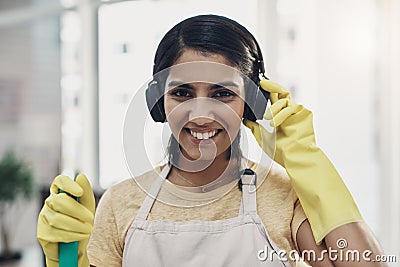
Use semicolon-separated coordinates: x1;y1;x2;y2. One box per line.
37;174;95;267
244;79;363;244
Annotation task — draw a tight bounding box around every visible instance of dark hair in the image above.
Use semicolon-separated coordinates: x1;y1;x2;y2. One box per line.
154;14;261;162
153;14;261;83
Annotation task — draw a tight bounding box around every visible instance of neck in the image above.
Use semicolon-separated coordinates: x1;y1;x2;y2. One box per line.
169;151;241;188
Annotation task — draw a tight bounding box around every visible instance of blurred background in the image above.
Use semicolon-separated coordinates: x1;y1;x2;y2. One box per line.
0;0;399;266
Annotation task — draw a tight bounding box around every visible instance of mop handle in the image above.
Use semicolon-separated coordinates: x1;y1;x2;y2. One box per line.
59;178;79;267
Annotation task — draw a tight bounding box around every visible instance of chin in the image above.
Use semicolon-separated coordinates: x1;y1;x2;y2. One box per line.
180;145;225;161
183;150;214;161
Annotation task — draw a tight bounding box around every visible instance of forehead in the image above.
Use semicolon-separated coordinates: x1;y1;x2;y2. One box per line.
166;62;244;85
165;51;245;87
174;49;232;65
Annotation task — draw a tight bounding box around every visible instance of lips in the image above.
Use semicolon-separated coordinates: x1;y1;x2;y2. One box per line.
184;128;223;143
189;129;220;140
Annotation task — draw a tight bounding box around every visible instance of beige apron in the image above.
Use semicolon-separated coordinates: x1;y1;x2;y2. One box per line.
122;164;294;267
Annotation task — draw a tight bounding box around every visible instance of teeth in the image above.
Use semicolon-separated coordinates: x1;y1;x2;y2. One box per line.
189;130;218;140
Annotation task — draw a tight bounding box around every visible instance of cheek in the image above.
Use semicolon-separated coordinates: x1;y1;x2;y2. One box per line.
217;100;244;139
236;100;245;118
226;100;244;123
163;96;174;117
164;97;189;139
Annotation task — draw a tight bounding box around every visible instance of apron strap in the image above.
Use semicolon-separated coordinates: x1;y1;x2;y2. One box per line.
135;164;171;220
239;169;257;215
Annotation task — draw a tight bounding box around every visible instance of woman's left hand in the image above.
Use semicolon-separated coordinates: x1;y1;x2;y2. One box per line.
244;79;363;244
244;79;314;167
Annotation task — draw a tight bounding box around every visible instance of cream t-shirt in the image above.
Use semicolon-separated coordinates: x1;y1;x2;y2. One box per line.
87;161;307;266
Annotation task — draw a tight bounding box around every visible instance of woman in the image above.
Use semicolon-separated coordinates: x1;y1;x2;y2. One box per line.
37;15;387;267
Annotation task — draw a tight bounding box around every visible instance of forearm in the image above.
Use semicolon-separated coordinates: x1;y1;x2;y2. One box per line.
324;222;387;267
298;220;388;267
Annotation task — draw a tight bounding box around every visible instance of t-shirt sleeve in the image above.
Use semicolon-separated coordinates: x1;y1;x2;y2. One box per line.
291;197;308;252
87;188;123;267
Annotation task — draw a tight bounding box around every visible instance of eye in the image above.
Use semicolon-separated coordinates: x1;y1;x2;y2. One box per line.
213;90;236;98
169;88;192;98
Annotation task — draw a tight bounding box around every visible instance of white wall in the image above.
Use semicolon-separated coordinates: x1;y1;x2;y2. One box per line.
376;0;400;260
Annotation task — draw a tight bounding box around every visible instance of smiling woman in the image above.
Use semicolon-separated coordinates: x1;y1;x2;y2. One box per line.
37;14;387;267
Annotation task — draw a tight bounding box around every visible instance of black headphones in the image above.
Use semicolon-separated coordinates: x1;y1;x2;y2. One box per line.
145;17;269;123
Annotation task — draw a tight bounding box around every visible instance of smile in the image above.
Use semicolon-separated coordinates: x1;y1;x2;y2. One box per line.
187;129;222;140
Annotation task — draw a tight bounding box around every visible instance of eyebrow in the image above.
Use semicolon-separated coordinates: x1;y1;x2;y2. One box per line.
167;81;239;90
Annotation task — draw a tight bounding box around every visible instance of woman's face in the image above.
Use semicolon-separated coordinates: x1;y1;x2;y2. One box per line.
164;49;245;162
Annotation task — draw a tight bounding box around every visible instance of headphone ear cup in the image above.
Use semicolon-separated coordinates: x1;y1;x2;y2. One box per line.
243;103;256;121
243;79;257;121
243;80;269;121
145;82;167;123
253;86;270;120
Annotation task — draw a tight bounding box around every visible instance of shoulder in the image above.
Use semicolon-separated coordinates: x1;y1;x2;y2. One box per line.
99;166;164;209
263;163;292;193
246;159;292;193
247;159;297;211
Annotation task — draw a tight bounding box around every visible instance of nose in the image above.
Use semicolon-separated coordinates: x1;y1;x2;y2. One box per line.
188;98;216;125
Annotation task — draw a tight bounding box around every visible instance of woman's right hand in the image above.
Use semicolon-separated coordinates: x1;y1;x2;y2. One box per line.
37;174;95;267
